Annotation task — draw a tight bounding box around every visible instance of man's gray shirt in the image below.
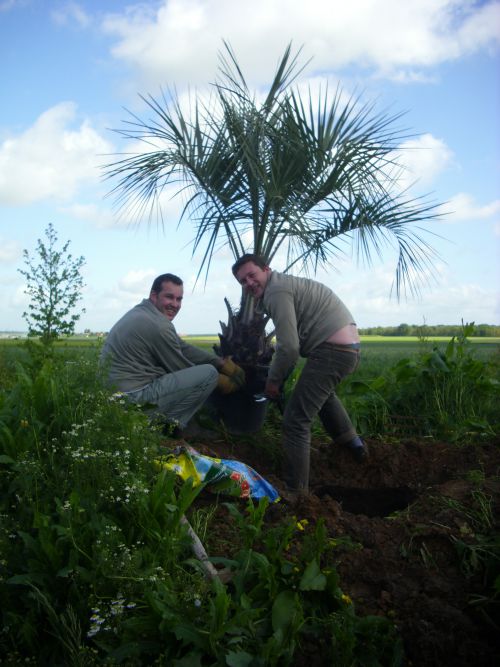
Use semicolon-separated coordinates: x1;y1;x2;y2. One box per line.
100;299;219;392
260;271;355;384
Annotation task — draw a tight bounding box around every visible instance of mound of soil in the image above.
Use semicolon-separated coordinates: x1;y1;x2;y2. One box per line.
180;431;500;667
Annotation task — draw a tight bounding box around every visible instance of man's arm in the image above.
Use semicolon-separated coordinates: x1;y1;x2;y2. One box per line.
179;338;246;393
179;338;222;367
148;322;213;372
265;289;300;386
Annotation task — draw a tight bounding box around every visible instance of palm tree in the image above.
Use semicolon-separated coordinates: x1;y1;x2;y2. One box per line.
105;43;440;375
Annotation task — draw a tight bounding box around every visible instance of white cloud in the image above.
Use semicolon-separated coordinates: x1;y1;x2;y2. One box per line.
0;237;21;263
385;69;438;84
101;0;500;87
455;1;500;55
439;193;500;222
359;284;499;326
51;2;91;28
11;283;27;308
118;269;157;295
82;269;157;331
396;133;454;189
0;103;113;206
62;203;128;229
408;283;500;325
0;0;26;12
313;258;499;327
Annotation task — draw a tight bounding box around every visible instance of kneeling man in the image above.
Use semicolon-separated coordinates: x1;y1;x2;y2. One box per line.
100;273;244;431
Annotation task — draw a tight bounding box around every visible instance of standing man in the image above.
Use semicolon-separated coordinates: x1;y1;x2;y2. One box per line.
100;273;244;432
232;254;368;494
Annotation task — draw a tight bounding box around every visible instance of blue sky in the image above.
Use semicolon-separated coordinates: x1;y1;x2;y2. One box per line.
1;0;499;334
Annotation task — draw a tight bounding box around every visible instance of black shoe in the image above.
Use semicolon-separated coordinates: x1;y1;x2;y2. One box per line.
344;436;369;463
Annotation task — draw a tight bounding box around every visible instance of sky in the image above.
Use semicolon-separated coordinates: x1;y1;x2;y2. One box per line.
0;0;499;335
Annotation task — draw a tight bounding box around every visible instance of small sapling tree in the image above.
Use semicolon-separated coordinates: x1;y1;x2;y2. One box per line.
18;222;86;345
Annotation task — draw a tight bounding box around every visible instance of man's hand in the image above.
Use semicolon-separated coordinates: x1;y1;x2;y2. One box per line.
219;357;246;389
265;380;281;399
217;373;240;395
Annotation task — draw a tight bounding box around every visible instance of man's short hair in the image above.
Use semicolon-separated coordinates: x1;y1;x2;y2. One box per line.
232;254;269;276
150;273;183;294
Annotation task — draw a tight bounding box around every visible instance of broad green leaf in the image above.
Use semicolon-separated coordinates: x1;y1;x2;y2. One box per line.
226;650;255;667
299;559;327;591
271;589;298;633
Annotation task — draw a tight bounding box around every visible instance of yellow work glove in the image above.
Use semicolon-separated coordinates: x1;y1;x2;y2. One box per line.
217;373;240;395
219;358;246;389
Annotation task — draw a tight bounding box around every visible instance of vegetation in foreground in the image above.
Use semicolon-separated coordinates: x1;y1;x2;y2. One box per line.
0;347;400;666
0;327;498;665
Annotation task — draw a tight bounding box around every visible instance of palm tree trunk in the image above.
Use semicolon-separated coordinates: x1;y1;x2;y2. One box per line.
214;292;274;393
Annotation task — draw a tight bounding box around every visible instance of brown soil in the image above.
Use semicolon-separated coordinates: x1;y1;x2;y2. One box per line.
179;431;500;667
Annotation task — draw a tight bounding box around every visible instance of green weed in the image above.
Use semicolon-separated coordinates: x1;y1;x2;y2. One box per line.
340;322;500;440
0;344;403;665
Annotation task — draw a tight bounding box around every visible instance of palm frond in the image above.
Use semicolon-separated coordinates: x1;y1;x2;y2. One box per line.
104;42;444;302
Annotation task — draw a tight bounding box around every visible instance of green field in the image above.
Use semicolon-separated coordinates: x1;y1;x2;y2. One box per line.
180;335;500;371
0;334;498;387
185;334;500;349
1;334;498;368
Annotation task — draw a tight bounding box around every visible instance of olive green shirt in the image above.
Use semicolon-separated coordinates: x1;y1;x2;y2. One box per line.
100;299;219;392
260;271;355;384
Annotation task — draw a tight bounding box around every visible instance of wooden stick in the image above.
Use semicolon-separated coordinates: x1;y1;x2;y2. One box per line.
180;515;232;583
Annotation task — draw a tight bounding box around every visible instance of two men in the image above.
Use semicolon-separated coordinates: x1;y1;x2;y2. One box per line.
232;254;368;493
102;260;366;494
100;273;244;433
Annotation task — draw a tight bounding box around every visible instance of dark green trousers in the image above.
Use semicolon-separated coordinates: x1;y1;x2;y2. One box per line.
282;342;360;491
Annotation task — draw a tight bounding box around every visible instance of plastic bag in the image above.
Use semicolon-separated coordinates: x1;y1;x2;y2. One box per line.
158;444;279;502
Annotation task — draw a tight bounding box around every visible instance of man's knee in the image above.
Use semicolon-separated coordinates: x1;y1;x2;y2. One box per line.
283;420;306;438
200;364;219;389
175;364;218;391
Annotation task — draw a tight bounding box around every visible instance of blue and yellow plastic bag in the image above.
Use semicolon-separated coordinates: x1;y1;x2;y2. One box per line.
158;445;279;502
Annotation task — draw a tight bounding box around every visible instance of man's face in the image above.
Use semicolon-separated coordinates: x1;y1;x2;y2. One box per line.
150;281;183;320
235;261;271;299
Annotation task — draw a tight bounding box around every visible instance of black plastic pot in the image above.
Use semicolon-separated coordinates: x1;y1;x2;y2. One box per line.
213;390;268;434
213;362;270;434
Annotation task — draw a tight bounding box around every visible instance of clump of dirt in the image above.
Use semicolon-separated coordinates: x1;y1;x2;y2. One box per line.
181;432;500;667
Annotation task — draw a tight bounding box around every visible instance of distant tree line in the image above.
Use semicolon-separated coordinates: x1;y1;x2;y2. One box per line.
358;323;500;337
